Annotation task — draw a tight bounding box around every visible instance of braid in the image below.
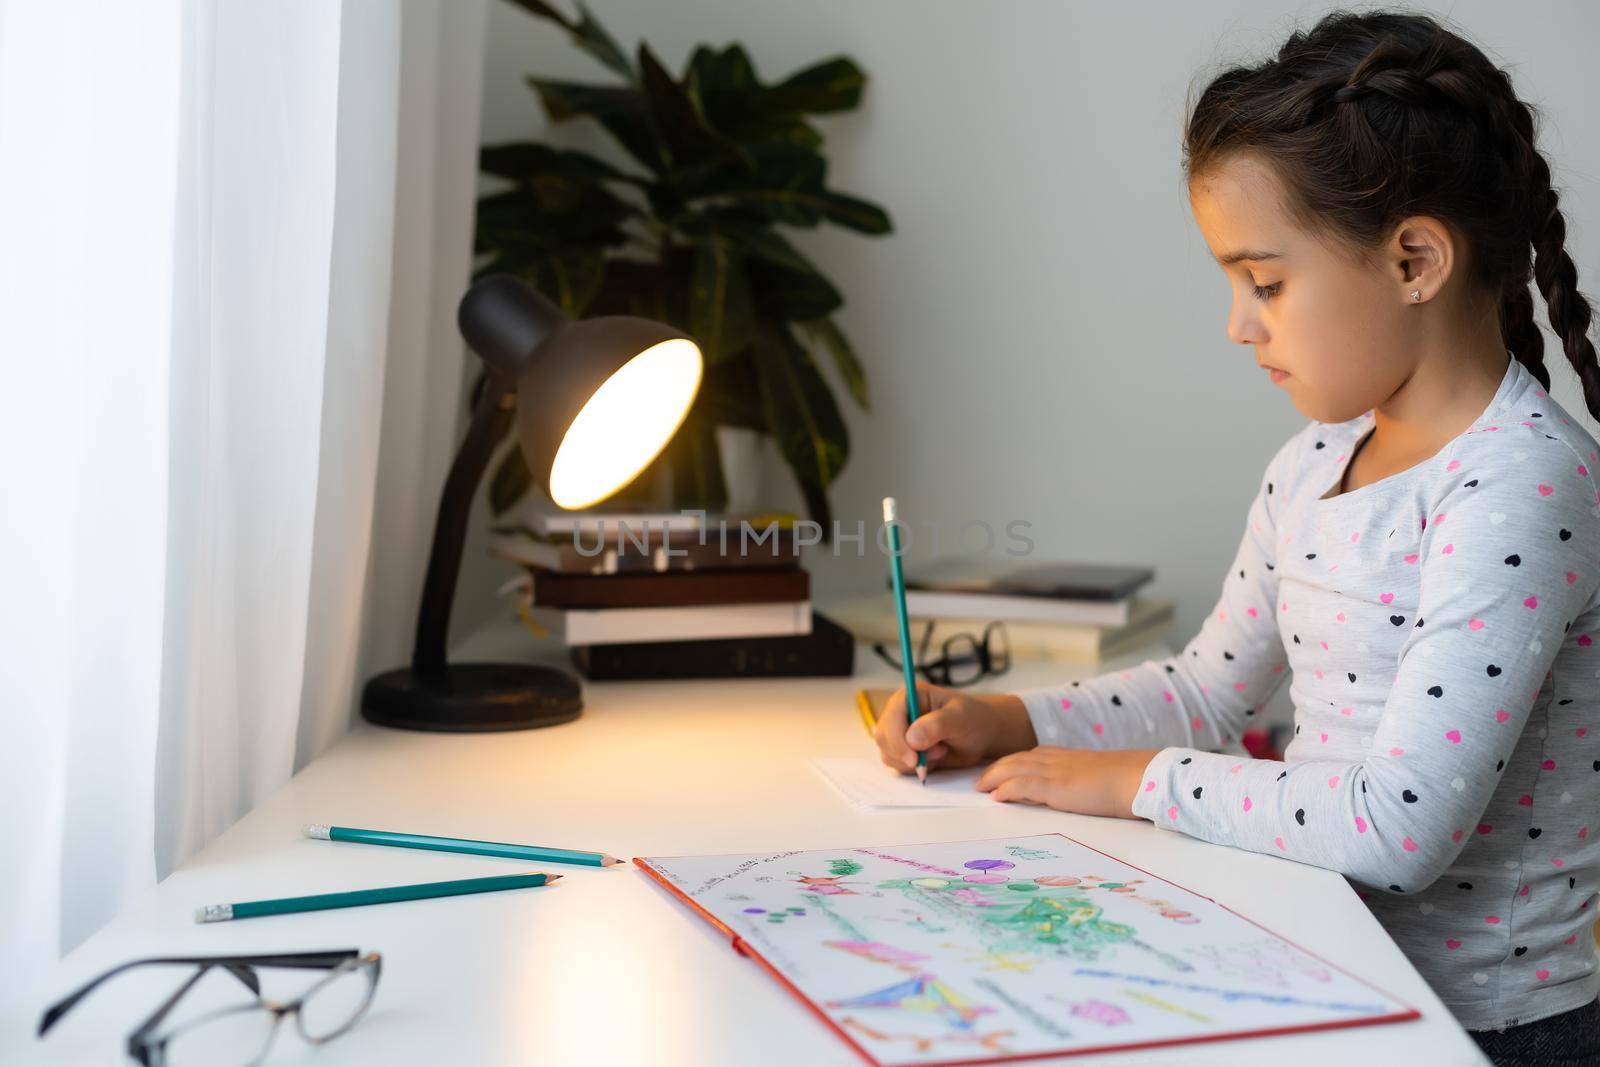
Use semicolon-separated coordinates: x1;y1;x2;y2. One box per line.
1524;154;1600;418
1498;272;1550;392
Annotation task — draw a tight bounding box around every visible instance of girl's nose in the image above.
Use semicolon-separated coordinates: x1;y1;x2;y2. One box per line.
1228;300;1265;346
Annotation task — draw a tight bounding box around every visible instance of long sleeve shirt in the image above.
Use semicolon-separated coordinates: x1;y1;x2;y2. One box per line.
1016;353;1600;1031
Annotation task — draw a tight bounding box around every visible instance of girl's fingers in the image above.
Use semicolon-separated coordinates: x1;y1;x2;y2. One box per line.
975;754;1045;792
905;708;962;751
991;776;1053;806
925;742;950;766
872;688;916;771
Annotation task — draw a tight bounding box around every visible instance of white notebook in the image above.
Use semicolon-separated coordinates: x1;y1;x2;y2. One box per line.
811;757;994;809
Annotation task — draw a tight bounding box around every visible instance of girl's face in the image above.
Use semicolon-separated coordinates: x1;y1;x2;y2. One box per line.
1188;154;1414;424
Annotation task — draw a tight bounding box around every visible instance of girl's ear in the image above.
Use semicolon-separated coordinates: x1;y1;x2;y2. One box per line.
1387;215;1457;304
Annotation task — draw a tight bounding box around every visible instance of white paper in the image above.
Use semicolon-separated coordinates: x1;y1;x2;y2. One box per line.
811;756;995;809
640;833;1418;1065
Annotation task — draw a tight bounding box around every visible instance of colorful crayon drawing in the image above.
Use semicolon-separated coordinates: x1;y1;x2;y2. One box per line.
946;945;1040;974
1062;998;1131;1026
827;940;930;970
1005;845;1059;861
1123;989;1212;1022
840;1016;1014;1055
642;834;1417;1065
1071;968;1388;1014
796;874;859;896
881;876;1138;959
828;973;996;1031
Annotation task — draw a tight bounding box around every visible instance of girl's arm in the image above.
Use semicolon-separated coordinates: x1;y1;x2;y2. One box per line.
1133;437;1600;893
1007;427;1305;753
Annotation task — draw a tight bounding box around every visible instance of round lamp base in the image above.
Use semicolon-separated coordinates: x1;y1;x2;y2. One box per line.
361;663;582;732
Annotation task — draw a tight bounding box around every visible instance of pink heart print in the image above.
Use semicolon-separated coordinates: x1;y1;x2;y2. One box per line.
1380;592;1395;604
1538;484;1554;496
1469;618;1485;631
1445;729;1462;743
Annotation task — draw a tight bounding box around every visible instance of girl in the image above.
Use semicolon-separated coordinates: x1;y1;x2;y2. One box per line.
872;10;1600;1063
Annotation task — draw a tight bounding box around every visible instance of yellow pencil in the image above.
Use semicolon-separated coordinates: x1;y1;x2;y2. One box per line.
855;688;878;735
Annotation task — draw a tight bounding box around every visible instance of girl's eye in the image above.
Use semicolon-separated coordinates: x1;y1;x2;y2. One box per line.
1252;281;1282;301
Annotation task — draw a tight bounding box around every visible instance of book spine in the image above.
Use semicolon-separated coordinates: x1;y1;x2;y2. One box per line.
572;616;854;680
529;567;809;609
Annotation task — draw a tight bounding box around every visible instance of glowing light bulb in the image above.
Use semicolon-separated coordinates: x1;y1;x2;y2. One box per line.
547;338;702;509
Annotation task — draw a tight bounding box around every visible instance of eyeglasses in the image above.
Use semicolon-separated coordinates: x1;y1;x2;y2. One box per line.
873;619;1011;687
37;949;382;1066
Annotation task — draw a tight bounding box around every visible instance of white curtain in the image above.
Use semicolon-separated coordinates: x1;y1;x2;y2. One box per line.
0;0;479;997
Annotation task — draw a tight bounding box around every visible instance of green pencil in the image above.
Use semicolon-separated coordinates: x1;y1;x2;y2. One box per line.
195;871;559;923
304;823;622;867
883;496;926;785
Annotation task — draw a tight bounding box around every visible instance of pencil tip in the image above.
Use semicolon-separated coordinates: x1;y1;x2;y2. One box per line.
602;855;623;866
916;766;927;785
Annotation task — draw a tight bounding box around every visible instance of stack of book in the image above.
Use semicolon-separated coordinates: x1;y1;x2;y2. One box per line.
829;556;1176;664
490;510;854;680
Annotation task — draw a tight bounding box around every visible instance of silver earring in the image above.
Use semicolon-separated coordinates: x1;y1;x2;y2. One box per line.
1410;290;1422;302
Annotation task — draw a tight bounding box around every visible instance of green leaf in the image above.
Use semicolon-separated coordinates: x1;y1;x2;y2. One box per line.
814;190;892;234
677;210;810;272
569;1;633;81
746;256;842;321
752;324;849;516
766;57;866;114
502;0;634;82
527;78;663;173
688;45;832;151
689;231;757;364
499;0;574;30
489;442;534;517
637;43;753;175
799;317;868;410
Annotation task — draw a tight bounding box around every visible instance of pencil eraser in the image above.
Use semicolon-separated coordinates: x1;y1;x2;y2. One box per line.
882;497;897;523
304;824;330;840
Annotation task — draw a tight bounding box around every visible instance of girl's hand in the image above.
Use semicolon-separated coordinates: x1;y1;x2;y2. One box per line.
872;684;1037;774
975;747;1164;819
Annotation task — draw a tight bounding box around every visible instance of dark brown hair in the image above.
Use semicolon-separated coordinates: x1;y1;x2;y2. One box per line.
1184;9;1600;419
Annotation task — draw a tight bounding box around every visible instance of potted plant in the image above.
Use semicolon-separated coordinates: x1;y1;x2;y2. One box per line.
472;0;892;532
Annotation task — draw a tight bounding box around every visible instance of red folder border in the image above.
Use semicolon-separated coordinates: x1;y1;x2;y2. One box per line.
634;831;1423;1067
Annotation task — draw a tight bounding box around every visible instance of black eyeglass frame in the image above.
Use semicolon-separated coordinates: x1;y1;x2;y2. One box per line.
873;619;1012;687
37;949;382;1067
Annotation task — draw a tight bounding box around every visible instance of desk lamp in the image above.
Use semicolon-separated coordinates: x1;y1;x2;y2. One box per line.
361;274;703;732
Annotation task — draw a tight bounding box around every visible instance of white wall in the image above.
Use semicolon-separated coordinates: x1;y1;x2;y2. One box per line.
459;0;1600;707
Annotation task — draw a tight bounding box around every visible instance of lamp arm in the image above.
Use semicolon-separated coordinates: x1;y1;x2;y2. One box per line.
411;375;518;677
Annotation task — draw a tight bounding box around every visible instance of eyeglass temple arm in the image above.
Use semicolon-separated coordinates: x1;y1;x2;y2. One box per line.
125;965;216;1051
38;951;358;1036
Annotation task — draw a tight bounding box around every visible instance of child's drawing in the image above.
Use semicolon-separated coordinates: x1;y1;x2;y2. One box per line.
1060;998;1131;1026
639;833;1416;1065
828;973;995;1031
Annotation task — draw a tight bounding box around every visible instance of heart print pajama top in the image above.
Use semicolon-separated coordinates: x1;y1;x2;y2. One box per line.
1016;353;1600;1030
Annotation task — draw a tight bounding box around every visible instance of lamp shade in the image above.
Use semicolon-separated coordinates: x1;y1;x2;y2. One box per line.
458;275;702;509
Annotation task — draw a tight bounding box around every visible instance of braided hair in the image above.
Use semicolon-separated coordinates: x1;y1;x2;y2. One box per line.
1185;9;1600;419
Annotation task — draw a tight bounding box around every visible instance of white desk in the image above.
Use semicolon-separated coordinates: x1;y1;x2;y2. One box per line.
7;619;1487;1065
